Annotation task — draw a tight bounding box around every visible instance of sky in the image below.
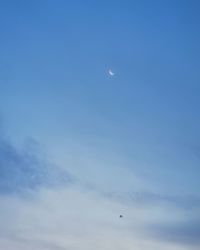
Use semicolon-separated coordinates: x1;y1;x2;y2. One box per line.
0;0;200;249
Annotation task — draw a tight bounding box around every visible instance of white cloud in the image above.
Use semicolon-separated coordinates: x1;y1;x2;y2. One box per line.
0;185;193;250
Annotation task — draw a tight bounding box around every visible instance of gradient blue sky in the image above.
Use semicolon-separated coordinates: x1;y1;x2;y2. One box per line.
0;1;200;249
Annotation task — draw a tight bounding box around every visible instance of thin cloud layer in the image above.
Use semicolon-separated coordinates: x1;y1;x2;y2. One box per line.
0;133;200;249
0;135;70;193
150;219;200;247
0;186;192;250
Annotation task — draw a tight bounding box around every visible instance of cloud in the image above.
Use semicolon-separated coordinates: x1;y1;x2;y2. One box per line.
0;128;199;249
149;219;200;247
0;135;71;194
0;127;199;244
0;186;189;250
0;183;199;250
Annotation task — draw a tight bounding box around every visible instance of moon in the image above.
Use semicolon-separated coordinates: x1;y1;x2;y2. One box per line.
108;69;115;76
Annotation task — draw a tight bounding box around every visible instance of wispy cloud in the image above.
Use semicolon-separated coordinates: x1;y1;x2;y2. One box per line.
149;218;200;247
0;130;199;249
0;134;70;194
1;185;198;250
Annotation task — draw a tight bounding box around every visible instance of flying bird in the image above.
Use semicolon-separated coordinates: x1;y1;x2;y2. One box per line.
108;69;115;76
119;215;123;218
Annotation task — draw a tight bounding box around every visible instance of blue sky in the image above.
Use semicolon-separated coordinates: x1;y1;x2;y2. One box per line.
0;1;200;249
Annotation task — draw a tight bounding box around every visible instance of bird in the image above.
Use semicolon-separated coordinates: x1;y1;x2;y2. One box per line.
119;215;123;218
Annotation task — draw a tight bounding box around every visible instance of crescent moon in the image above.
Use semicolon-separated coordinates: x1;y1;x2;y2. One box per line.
108;69;114;76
